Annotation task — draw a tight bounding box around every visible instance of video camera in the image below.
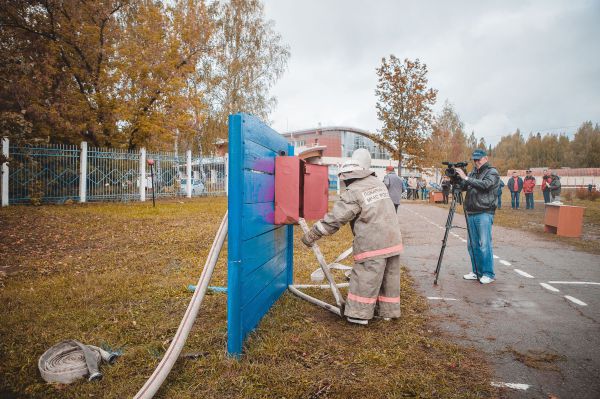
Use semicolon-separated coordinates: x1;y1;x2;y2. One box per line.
442;161;468;185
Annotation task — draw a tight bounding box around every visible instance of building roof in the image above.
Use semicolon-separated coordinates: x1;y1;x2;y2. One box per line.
281;126;374;137
508;168;600;176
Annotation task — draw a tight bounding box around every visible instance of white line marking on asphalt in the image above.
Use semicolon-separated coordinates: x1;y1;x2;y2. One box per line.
499;260;511;266
514;269;534;278
564;295;588;306
491;382;530;391
493;255;499;259
540;283;560;292
459;238;467;243
548;281;600;286
427;296;458;301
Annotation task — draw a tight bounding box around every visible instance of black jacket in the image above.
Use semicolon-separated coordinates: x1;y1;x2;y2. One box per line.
441;181;451;193
461;163;500;214
549;174;561;194
507;176;523;193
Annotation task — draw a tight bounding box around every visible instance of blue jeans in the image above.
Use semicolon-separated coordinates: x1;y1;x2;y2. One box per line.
497;192;502;208
510;191;520;208
543;189;551;203
525;193;534;209
466;212;495;279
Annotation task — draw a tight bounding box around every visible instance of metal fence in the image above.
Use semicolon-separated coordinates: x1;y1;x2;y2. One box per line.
8;143;80;204
1;139;227;205
87;146;141;202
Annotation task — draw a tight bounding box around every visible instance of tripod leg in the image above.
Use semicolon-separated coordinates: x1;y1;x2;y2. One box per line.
433;196;457;285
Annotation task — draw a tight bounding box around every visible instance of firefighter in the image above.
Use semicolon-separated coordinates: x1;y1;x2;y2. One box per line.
301;148;403;325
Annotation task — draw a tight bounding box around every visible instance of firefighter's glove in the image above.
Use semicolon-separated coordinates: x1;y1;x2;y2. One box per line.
301;227;322;247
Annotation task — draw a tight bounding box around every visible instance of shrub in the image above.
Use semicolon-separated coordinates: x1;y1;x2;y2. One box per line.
575;188;587;200
564;191;573;201
590;190;600;202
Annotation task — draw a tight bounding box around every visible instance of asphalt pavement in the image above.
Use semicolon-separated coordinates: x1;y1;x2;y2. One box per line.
397;202;600;399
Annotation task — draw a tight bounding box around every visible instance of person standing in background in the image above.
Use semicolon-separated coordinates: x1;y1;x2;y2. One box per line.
418;179;427;200
441;177;451;204
497;178;505;209
541;169;552;203
549;172;562;203
507;171;523;209
383;165;403;211
523;170;536;209
408;177;418;200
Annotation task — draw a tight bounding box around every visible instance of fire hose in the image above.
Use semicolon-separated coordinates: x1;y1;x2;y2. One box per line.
38;340;118;384
133;212;228;399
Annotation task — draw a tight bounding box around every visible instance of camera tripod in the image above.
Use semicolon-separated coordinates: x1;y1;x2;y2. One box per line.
433;185;480;285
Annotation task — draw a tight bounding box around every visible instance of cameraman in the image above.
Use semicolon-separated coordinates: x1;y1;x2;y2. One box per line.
455;149;500;284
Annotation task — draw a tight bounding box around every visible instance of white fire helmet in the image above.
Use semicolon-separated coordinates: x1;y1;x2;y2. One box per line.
351;148;372;170
338;159;362;175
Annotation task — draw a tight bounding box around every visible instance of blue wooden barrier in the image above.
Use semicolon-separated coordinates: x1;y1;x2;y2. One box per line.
227;113;294;356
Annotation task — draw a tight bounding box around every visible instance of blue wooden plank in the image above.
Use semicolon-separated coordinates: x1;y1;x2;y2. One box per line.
241;226;287;277
243;140;276;174
286;144;295;285
227;114;244;356
241;114;289;154
241;268;288;336
243;170;274;203
227;113;294;357
241;249;287;306
242;202;276;240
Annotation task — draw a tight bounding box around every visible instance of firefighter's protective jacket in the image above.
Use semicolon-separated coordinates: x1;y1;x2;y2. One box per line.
314;170;403;262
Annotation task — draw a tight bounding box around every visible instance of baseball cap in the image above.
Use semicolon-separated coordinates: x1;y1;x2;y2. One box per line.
471;149;487;160
386;165;394;172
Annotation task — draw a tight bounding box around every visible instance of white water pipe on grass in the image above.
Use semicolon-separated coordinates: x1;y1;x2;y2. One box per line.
133;212;228;399
288;285;342;316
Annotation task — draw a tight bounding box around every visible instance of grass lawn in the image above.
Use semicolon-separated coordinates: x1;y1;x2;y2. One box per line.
426;188;600;254
0;198;497;398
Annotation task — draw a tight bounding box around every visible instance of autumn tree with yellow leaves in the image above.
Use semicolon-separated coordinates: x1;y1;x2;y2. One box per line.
374;56;438;173
0;0;289;152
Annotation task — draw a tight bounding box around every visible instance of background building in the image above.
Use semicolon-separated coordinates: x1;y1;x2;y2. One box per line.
282;126;420;184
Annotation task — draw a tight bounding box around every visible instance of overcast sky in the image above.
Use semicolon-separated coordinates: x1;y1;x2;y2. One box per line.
262;0;600;145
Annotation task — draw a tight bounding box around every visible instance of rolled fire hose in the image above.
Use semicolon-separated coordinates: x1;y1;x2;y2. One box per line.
38;340;118;384
133;212;228;399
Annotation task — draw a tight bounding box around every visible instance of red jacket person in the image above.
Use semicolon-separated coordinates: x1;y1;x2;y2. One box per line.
302;149;403;325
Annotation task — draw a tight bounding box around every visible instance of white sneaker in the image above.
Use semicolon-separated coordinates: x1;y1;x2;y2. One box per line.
346;317;368;325
480;276;495;284
463;272;478;280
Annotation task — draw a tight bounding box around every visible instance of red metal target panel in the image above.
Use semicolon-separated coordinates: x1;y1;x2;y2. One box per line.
303;163;329;220
274;156;301;224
